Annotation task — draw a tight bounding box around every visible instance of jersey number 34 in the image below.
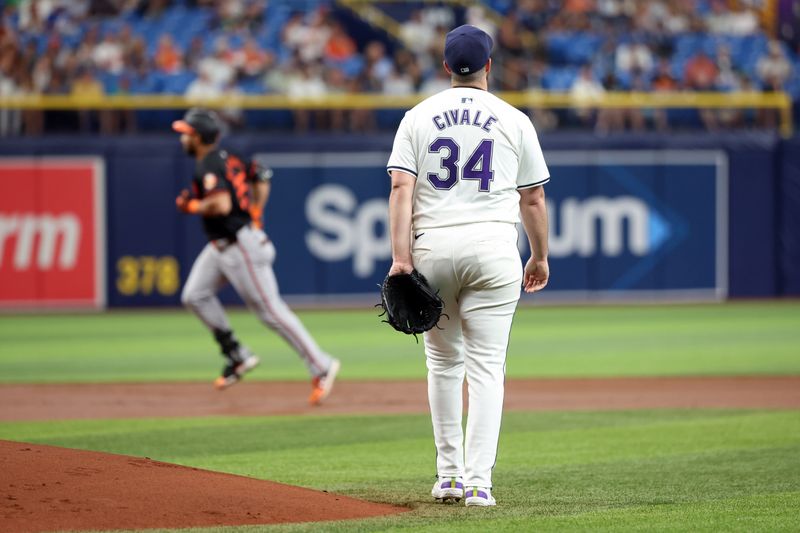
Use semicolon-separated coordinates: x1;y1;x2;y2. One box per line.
428;137;494;192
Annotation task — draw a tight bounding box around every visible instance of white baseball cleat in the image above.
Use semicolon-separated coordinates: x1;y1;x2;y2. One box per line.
309;358;341;406
465;486;496;507
214;352;260;390
432;477;465;503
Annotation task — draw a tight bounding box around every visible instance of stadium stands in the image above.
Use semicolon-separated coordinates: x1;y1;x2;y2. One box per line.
0;0;796;134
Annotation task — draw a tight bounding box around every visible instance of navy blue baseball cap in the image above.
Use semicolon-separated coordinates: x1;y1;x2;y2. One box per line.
444;25;493;75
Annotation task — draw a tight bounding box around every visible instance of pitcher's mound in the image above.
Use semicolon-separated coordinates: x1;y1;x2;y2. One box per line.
1;440;406;533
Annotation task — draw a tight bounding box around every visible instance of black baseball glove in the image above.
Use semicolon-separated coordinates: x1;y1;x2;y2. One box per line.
378;269;444;338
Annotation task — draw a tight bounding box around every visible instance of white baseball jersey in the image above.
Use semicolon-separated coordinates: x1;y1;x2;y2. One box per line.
387;87;550;230
387;86;551;492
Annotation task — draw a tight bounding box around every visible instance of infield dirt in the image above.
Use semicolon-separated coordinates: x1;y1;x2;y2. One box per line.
1;376;799;421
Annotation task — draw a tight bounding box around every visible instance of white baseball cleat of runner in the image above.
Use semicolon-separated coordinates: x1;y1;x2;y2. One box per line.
309;358;340;406
214;353;260;390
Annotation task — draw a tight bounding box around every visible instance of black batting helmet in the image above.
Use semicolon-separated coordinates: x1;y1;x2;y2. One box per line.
172;108;220;144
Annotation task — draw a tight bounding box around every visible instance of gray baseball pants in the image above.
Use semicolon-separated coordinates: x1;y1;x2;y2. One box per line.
181;224;333;377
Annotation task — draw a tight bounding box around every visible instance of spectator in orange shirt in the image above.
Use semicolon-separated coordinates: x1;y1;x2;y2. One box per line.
324;21;357;62
652;58;679;92
154;34;182;74
651;57;679;131
684;50;719;130
565;0;594;14
684;50;718;90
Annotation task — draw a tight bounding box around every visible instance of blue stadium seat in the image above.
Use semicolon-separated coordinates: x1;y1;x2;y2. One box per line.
694;0;713;14
670;55;689;81
229;34;246;50
673;33;704;57
699;34;720;56
161;72;196;94
482;0;514;15
128;73;162;94
542;66;579;91
564;34;603;65
162;5;189;22
543;32;606;67
239;78;267;94
260;3;292;52
613;70;633;90
545;32;573;65
329;56;364;78
724;35;748;59
98;18;124;37
60;32;82;49
97;72;120;93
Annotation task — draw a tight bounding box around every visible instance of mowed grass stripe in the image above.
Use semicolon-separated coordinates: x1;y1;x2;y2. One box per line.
1;302;799;383
1;410;798;531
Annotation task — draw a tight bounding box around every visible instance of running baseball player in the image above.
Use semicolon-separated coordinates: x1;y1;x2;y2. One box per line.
386;25;550;506
172;108;340;406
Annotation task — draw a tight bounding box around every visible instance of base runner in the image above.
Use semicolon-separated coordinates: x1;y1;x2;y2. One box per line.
172;108;340;405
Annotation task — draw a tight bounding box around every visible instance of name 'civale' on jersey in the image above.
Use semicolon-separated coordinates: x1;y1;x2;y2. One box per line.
387;87;550;231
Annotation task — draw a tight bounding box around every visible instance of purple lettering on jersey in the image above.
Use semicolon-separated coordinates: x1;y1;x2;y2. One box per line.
443;111;453;127
427;137;495;192
460;109;471;125
472;110;483;126
433;115;446;131
463;139;494;192
481;116;498;132
427;137;459;190
447;109;459;126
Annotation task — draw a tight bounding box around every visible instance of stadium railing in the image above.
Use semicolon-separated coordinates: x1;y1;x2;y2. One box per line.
0;91;792;137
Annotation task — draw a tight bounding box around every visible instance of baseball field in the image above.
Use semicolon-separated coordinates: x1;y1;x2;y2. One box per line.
2;301;800;532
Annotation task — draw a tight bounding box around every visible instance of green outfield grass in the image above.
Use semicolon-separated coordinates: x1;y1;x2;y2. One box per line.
1;409;798;532
1;302;799;383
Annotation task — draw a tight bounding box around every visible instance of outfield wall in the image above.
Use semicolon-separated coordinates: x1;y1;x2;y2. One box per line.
0;132;796;308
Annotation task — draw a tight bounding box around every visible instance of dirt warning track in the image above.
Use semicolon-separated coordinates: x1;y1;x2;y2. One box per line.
1;376;799;421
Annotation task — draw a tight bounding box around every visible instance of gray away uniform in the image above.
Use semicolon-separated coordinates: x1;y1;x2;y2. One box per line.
180;149;334;378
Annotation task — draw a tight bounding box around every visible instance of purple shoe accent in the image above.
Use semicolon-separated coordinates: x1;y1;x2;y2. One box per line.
470;489;489;499
441;480;464;489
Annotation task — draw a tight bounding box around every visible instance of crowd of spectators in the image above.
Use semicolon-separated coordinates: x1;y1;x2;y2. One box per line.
0;0;798;136
489;0;797;132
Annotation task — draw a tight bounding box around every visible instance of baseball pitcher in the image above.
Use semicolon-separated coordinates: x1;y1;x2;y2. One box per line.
386;25;550;506
172;108;340;405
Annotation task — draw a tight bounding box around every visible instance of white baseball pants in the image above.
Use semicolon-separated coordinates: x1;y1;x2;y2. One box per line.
412;222;522;489
182;224;333;377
